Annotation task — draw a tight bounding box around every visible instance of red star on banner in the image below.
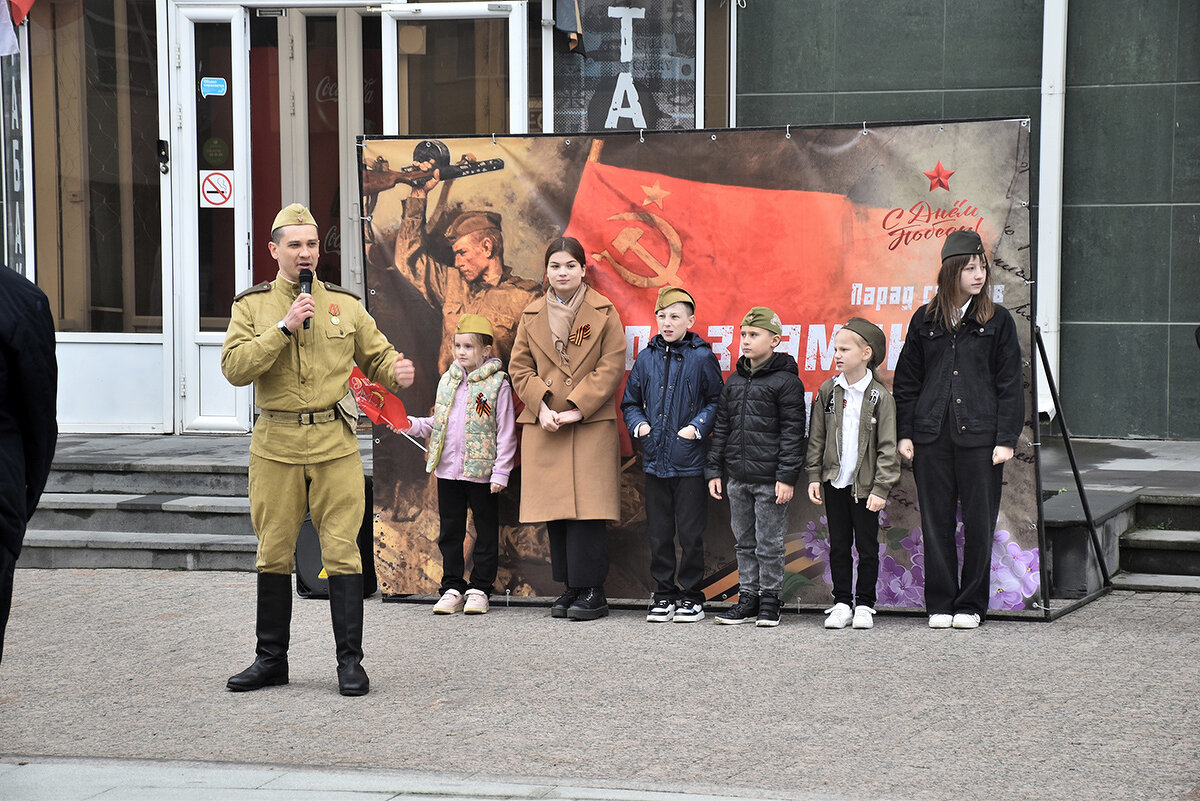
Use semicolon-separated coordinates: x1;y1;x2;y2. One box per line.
924;161;954;192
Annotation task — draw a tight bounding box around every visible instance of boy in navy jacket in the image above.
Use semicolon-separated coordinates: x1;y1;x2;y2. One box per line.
622;287;724;622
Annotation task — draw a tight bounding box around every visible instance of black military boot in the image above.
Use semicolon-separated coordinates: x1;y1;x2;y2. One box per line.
715;593;759;625
328;573;369;696
550;585;579;619
227;572;292;691
567;586;609;621
756;593;782;627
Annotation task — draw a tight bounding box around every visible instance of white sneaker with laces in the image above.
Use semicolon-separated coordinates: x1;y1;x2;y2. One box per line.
928;613;953;629
433;588;465;614
852;606;875;629
952;612;981;629
824;602;853;629
464;589;489;614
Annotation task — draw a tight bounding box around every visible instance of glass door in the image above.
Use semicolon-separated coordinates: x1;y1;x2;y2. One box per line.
170;5;253;432
381;2;528;137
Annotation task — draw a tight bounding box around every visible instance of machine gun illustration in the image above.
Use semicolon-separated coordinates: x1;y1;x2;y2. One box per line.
361;139;505;242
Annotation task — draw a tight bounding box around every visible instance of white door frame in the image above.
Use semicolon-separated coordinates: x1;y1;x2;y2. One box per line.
278;7;370;295
170;3;253;432
380;1;529;136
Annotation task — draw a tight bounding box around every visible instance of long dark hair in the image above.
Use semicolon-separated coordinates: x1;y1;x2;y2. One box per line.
544;236;586;268
928;253;995;329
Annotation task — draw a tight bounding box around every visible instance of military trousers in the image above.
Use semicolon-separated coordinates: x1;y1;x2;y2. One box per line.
249;452;365;576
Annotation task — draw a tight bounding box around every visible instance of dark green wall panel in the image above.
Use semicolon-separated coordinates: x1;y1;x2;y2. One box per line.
1059;324;1168;437
1173;84;1200;202
1169;325;1200;438
1063;85;1175;205
1170;206;1200;322
1066;0;1180;85
945;0;1044;88
1060;206;1170;323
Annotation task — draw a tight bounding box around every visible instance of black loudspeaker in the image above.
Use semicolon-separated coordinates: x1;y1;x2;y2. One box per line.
295;476;378;599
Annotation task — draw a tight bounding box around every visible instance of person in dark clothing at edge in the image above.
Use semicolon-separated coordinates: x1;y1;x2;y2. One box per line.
893;230;1024;630
0;263;58;664
706;306;807;627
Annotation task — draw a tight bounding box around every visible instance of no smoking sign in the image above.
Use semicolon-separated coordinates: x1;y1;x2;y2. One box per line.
199;170;235;208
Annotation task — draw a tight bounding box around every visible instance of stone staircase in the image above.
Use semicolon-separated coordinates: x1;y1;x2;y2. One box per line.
1045;492;1200;601
19;459;257;571
1112;496;1200;593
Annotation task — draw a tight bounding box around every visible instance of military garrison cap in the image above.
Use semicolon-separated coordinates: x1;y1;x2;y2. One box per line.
741;306;783;336
941;230;984;261
655;286;696;313
455;313;494;338
842;317;887;369
444;210;501;242
272;203;317;231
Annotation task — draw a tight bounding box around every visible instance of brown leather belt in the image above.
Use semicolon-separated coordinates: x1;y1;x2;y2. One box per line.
261;408;338;425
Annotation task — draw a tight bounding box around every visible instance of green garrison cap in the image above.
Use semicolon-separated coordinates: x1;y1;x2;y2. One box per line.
741;306;783;336
842;317;887;369
655;286;696;312
941;230;984;261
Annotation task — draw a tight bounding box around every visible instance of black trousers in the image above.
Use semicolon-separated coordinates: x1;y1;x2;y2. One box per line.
437;478;500;595
546;519;608;588
0;546;14;664
913;430;1004;617
644;474;707;602
823;483;881;607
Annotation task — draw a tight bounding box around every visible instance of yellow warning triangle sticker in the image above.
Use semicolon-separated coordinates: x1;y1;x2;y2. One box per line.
318;568;328;579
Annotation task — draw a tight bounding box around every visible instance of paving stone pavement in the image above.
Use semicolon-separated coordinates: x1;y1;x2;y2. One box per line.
2;570;1199;801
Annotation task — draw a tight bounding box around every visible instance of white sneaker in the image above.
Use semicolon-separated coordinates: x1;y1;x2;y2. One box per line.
464;589;489;615
928;613;953;629
852;606;875;629
823;602;853;629
433;588;465;614
952;612;981;629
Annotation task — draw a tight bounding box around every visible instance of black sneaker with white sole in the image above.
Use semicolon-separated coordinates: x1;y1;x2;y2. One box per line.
646;598;676;622
715;594;759;624
673;600;705;622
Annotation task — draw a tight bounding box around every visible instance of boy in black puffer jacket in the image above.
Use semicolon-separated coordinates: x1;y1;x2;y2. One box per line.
622;287;724;624
706;307;807;627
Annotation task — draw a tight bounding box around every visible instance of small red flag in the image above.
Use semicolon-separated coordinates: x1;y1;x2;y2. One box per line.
349;367;410;432
10;0;36;25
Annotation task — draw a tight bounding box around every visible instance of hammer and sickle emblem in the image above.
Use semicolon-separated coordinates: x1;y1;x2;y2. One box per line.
595;212;682;288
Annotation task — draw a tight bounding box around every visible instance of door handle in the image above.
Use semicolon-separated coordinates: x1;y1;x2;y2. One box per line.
158;140;170;175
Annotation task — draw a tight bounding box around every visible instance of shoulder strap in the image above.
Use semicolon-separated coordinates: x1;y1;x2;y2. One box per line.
233;281;271;301
322;281;362;301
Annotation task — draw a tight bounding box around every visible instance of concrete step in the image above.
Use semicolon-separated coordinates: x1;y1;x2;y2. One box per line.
18;529;256;571
46;465;247;497
1136;496;1200;531
1110;571;1200;593
1120;529;1200;576
29;493;254;536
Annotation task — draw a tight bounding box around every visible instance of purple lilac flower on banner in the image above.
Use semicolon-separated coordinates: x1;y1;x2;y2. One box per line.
877;555;924;607
800;517;833;587
988;528;1040;610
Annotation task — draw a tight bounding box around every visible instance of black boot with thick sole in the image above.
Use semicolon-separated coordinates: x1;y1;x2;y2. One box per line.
328;573;370;696
227;572;292;691
567;586;609;620
550;586;579;618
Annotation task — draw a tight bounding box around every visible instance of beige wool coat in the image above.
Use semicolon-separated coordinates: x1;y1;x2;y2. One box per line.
509;286;626;523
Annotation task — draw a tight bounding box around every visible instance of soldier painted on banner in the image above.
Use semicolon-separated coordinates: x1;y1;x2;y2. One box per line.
221;203;415;697
380;164;541;373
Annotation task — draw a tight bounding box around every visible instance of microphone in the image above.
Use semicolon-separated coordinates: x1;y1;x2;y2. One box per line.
298;268;313;329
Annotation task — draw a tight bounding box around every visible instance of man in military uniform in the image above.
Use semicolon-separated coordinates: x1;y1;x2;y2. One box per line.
384;168;541;372
221;203;414;697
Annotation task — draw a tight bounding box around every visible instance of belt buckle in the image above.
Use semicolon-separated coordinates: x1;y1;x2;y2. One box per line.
298;413;309;425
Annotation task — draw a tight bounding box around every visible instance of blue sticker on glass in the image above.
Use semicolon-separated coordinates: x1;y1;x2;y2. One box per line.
200;77;227;99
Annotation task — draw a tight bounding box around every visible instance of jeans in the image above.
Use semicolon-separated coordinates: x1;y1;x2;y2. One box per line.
726;477;789;597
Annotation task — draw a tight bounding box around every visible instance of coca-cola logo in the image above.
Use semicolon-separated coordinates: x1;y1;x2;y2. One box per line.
324;224;340;255
315;75;338;104
882;199;983;251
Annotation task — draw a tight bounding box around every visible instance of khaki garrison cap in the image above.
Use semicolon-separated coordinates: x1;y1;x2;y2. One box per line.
655;286;696;313
444;210;502;242
272;203;317;231
455;314;494;338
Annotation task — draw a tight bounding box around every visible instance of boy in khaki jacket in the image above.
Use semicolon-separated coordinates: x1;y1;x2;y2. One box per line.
804;317;899;630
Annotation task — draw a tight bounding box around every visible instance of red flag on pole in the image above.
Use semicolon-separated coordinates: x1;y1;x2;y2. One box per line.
9;0;36;25
349;367;410;432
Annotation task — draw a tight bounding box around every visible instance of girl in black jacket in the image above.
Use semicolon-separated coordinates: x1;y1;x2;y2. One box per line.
893;231;1024;630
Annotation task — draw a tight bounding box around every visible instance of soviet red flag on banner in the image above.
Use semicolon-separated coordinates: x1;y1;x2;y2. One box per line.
562;160;872;376
349;367;409;432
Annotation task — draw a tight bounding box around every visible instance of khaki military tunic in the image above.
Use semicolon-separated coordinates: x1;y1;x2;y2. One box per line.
393;197;541;371
222;276;404;575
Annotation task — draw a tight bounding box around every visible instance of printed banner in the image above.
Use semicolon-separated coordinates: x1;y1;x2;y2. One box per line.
552;0;696;132
360;120;1042;614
